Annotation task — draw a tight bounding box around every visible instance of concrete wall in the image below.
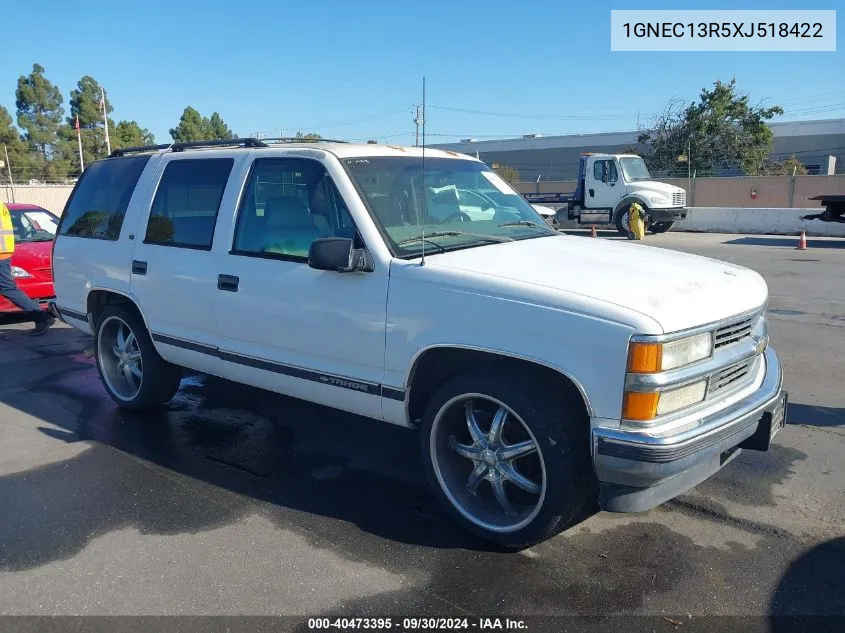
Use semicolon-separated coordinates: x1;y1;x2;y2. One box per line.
676;207;845;237
1;185;73;215
514;174;845;209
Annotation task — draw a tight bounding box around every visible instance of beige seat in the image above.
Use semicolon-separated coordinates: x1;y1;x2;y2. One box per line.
260;196;324;257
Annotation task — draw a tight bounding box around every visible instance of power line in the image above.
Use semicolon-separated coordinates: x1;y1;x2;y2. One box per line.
427;104;631;120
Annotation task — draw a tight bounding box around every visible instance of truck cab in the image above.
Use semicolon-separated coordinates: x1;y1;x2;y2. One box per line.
527;153;688;236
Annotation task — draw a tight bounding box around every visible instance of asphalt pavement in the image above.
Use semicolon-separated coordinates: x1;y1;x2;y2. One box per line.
0;232;843;631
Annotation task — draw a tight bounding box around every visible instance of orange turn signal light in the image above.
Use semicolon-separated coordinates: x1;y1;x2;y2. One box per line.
622;391;660;422
628;342;663;373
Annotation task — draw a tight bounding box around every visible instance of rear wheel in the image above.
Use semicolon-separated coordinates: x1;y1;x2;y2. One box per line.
420;367;592;549
94;304;182;410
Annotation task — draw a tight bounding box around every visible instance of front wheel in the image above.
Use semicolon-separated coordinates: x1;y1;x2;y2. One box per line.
420;367;592;549
614;204;650;237
94;304;183;410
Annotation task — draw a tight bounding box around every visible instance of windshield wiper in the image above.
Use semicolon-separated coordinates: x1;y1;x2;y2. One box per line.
498;220;551;230
395;236;447;253
397;230;514;246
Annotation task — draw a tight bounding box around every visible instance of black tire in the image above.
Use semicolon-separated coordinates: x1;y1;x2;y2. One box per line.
614;203;651;237
94;303;182;410
420;366;593;549
650;222;674;234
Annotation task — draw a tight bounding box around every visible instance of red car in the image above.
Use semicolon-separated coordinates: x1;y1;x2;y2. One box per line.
0;203;59;314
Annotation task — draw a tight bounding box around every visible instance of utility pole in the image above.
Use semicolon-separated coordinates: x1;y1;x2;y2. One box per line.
413;105;423;147
3;144;15;202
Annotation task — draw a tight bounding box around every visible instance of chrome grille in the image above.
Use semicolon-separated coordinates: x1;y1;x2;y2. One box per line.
672;191;686;207
714;315;755;349
708;359;753;396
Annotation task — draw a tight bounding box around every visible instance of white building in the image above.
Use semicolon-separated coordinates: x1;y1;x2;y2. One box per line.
430;118;845;181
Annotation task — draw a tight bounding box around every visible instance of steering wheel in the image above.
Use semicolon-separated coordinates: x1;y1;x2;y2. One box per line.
443;211;472;223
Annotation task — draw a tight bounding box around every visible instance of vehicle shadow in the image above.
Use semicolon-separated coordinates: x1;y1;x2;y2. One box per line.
769;536;845;630
1;326;596;570
787;403;844;428
723;236;845;249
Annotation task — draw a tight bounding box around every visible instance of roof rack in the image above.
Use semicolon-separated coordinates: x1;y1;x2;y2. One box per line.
108;136;350;159
108;143;174;157
259;137;349;144
109;137;268;158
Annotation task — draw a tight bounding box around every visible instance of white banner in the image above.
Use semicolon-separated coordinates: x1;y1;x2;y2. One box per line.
611;10;836;52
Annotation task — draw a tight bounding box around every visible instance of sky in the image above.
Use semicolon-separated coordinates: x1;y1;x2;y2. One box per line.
2;0;843;146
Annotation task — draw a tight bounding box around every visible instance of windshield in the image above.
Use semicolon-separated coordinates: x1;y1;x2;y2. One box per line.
619;157;651;182
9;208;59;242
343;156;556;257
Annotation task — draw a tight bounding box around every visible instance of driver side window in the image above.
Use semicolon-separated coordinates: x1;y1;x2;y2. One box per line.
593;160;618;183
232;158;359;261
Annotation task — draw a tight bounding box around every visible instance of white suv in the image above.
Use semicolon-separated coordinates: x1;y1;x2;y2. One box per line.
50;138;787;548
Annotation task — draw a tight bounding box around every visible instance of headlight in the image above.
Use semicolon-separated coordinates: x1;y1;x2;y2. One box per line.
10;265;32;278
649;195;668;205
656;380;707;416
627;332;712;373
622;380;708;421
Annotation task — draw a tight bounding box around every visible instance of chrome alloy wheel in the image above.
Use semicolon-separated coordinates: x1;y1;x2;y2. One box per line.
430;394;547;533
98;316;143;401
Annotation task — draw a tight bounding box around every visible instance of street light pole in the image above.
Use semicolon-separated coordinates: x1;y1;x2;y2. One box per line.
688;138;691;195
100;85;111;156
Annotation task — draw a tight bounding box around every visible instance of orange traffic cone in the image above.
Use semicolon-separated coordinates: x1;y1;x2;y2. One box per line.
591;225;597;238
796;229;807;250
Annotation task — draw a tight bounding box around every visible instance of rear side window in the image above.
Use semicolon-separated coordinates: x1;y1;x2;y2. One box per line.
144;158;234;249
59;155;151;240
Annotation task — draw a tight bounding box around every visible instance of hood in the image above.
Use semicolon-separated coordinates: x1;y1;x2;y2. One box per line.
11;240;53;274
629;181;683;198
424;234;767;334
531;204;555;218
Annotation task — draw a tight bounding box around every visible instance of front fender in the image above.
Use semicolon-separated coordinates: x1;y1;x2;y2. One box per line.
384;265;647;423
613;196;649;217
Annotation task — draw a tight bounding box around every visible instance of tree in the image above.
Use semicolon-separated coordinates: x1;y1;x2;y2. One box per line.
54;75;117;175
295;131;322;141
492;163;521;184
170;106;207;142
0;106;30;183
638;78;784;176
762;154;809;176
15;63;65;177
114;121;155;148
206;112;233;140
67;75;114;161
170;106;235;142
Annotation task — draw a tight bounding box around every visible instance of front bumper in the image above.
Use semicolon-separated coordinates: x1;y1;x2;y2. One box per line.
593;346;786;512
649;207;688;223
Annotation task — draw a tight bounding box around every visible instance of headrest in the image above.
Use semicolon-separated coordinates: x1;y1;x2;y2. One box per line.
264;196;312;229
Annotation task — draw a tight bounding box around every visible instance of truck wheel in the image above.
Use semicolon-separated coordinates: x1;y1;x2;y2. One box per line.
420;367;592;549
94;304;183;410
615;203;650;236
651;222;674;234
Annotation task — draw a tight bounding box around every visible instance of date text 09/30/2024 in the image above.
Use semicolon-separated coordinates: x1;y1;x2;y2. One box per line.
307;617;528;630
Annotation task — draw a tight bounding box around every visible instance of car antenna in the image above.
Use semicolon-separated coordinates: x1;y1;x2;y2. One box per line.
420;76;427;267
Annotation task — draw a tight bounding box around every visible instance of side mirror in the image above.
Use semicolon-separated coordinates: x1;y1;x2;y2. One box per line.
308;237;373;273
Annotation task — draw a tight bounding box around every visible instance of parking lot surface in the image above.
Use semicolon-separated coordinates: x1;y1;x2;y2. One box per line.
1;232;843;626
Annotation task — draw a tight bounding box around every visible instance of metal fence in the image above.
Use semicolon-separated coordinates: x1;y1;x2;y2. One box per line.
514;174;845;208
1;184;74;215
